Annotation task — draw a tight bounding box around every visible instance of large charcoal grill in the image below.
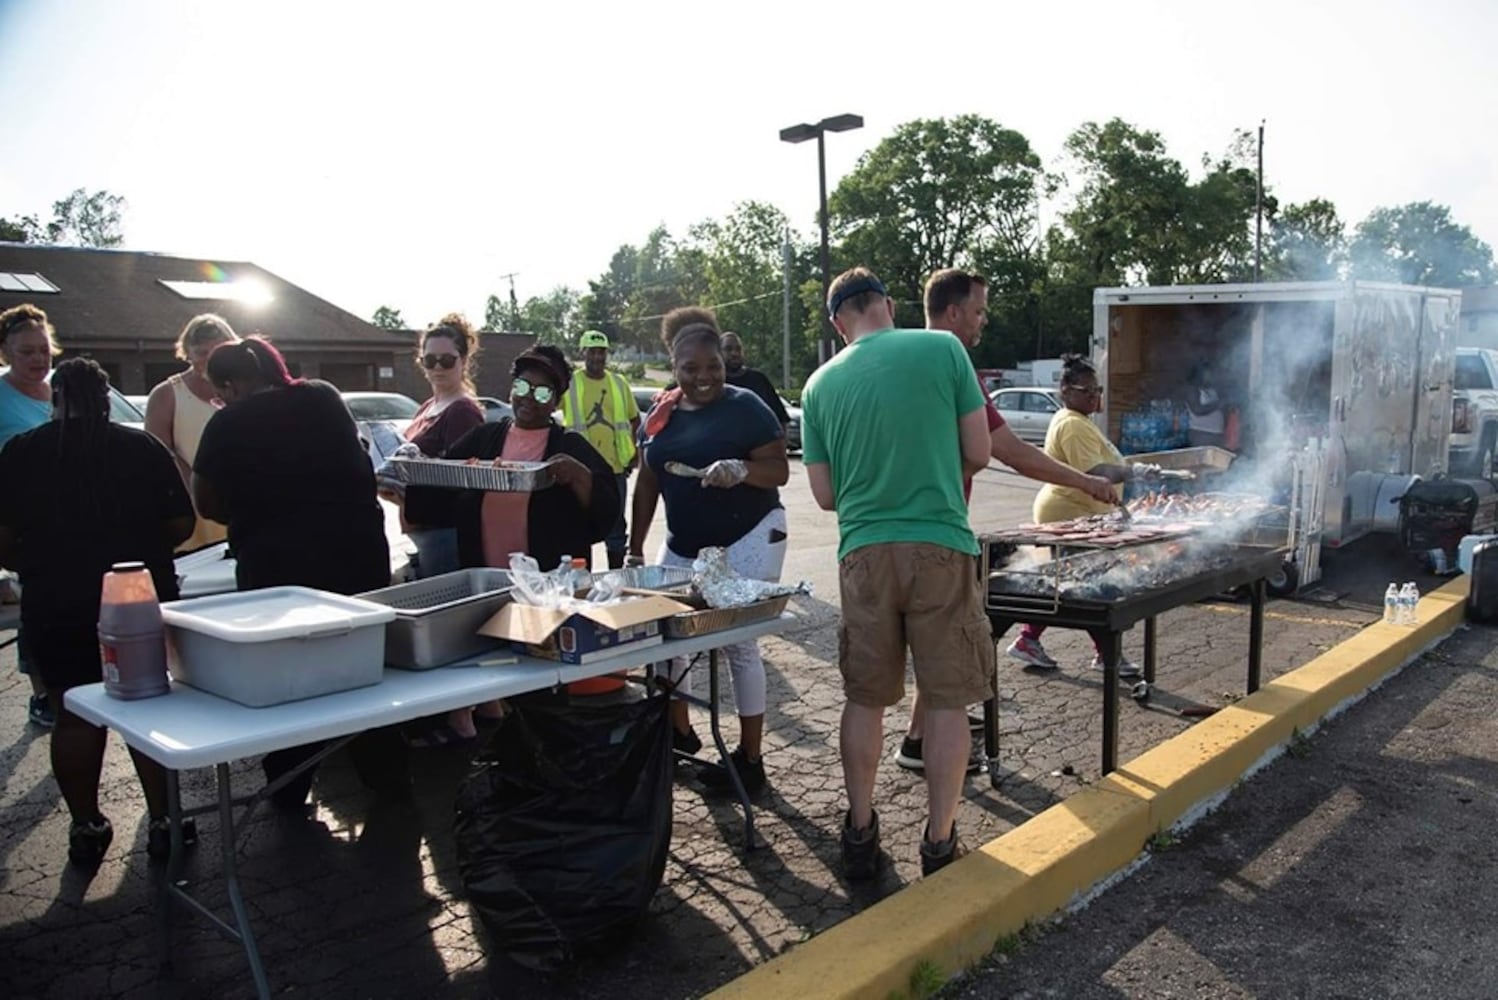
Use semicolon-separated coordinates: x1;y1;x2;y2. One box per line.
976;535;1288;777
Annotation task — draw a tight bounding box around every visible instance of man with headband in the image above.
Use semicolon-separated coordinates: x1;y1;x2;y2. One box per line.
799;266;995;879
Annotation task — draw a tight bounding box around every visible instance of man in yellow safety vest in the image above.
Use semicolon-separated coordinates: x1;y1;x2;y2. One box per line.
561;330;642;568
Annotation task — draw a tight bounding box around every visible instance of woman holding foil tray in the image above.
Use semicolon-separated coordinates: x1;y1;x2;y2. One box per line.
1007;354;1158;677
628;307;790;795
402;345;620;741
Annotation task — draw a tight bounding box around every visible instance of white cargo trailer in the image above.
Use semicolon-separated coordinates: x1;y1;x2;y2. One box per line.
1093;281;1462;588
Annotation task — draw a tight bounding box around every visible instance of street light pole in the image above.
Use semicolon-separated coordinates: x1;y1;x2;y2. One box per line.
780;113;863;367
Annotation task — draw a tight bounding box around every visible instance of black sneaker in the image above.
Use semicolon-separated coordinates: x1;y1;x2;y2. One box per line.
68;815;114;869
147;817;198;861
841;809;881;881
895;737;925;771
920;822;965;877
28;694;55;729
673;726;703;755
699;746;766;795
894;736;984;775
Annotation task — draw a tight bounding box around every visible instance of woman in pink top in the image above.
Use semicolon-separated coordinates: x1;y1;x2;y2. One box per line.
144;314;238;552
398;313;485;578
401;346;619;741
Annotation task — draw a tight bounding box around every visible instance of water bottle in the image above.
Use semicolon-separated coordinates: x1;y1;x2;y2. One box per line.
1383;584;1400;625
1401;583;1419;626
570;556;590;594
98;562;169;700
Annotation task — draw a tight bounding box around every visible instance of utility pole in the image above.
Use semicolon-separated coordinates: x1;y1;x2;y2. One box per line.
782;225;792;389
1254;121;1265;282
498;271;520;330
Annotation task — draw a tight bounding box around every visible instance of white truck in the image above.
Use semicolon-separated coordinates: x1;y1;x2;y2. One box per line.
1449;348;1498;478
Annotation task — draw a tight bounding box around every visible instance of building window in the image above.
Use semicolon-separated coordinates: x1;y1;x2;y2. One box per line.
0;271;60;294
158;278;273;305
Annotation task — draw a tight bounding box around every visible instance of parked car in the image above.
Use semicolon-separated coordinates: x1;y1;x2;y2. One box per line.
781;396;802;454
476;396;514;423
1450;348;1498;477
0;367;143;430
125;394;150;414
341;391;421;425
989;387;1061;444
632;386;662;414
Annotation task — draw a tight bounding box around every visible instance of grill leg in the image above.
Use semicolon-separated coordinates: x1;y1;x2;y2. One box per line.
1248;578;1266;694
1102;630;1122;774
1143;617;1158;684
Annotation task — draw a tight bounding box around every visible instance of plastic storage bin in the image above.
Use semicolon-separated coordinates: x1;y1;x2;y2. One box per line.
358;569;514;669
161;587;395;707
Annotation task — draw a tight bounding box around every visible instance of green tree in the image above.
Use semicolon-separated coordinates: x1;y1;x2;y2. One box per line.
829;115;1047;330
578;226;702;354
370;306;405;330
46;188;127;247
685;201;815;386
1265;198;1346;280
0;214;44;243
516;286;583;348
1347;201;1497;287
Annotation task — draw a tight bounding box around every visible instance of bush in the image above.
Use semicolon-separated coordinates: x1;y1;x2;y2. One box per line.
614;361;647;380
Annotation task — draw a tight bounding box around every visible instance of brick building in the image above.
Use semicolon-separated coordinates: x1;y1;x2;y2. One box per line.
0;244;534;399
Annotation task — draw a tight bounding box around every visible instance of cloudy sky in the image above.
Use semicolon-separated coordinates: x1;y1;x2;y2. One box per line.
2;0;1492;326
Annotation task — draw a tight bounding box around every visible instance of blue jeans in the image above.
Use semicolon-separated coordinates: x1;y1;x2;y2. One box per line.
607;471;630;559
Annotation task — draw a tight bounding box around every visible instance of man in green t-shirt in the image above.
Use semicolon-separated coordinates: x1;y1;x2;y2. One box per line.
800;267;995;880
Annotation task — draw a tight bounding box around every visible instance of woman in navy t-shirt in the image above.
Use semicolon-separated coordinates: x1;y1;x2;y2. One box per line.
629;307;789;795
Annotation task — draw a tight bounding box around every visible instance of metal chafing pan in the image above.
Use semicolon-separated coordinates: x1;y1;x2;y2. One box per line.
358;569;513;669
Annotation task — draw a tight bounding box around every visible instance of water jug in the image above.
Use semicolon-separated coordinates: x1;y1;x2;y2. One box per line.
98;562;169;699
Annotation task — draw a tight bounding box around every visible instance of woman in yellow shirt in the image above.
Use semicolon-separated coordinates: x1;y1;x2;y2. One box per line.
1008;355;1149;676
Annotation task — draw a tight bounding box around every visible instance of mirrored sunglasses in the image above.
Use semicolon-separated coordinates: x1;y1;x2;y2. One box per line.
511;377;555;405
420;353;459;370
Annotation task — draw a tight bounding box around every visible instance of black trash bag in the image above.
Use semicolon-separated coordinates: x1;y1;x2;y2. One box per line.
454;691;672;972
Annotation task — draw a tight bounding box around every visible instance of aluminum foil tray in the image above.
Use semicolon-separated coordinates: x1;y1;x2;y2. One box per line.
390;458;555;493
662;594;790;639
598;565;697;593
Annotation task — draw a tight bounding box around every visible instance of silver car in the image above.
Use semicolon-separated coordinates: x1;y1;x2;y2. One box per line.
990;387;1061;444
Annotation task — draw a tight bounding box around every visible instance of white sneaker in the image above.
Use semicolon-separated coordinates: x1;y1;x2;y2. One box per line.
1006;636;1059;670
1090;655;1142;678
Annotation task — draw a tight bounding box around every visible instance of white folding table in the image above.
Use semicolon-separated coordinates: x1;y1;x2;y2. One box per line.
65;614;790;1000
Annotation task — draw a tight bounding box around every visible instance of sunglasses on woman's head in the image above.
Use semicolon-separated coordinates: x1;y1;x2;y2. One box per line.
511;377;555;405
420;353;459;370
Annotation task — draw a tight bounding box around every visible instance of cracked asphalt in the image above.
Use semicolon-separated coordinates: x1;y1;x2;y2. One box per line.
0;465;1437;999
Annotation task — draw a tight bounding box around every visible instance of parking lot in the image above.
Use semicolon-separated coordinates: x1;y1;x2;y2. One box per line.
0;460;1426;999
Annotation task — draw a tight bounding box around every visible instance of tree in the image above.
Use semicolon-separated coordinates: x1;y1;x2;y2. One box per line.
516;286;583;349
577;226;702;354
0;214;44;243
46;188;127;247
829;115;1047;331
371;306;405;330
1264;198;1346;281
1348;202;1497;287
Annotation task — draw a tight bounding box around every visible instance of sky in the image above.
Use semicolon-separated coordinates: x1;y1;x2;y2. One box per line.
2;0;1494;327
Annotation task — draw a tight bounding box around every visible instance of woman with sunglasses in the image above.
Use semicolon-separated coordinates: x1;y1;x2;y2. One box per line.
397;314;485;579
1008;354;1150;676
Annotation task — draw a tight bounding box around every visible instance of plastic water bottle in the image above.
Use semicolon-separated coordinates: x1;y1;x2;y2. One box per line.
1400;583;1419;626
1383;583;1399;625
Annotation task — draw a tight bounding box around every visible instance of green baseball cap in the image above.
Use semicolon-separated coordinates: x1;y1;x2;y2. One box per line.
579;330;609;349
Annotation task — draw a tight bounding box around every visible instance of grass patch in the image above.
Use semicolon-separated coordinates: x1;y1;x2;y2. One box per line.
1287;726;1312;759
908;958;945;999
1148;830;1178;853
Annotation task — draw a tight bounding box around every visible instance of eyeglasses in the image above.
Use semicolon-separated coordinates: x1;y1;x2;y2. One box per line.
1066;385;1104;397
420;354;460;370
511;377;555;405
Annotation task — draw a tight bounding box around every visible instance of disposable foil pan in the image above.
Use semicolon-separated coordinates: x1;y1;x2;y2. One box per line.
389;458;555;493
662;595;790;639
596;565;697;594
358;569;513;669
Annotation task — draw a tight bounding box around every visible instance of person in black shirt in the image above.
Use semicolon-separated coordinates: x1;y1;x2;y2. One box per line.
0;359;196;868
721;331;790;433
192;337;406;807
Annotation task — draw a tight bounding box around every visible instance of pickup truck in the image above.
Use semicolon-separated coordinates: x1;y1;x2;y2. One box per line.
1449;348;1498;478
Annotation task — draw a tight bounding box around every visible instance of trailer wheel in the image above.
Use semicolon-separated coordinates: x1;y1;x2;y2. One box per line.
1266;560;1299;597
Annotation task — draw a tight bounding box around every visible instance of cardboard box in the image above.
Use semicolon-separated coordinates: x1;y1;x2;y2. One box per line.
479;594;692;664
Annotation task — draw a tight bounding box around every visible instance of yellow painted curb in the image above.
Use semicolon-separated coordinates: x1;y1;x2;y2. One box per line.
708;578;1469;1000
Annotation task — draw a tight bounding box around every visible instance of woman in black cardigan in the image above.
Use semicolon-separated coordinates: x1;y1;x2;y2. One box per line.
403;346;619;743
404;345;619;574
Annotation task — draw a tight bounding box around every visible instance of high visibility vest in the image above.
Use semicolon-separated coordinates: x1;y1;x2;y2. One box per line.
561;370;637;470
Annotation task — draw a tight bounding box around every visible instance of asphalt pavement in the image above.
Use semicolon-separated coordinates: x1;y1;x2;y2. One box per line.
943;622;1498;1000
0;462;1455;999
